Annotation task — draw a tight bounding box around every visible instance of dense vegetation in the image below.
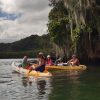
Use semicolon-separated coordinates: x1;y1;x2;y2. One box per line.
48;0;100;62
0;34;55;58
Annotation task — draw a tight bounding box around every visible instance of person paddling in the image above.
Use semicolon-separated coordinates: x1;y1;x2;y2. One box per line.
67;54;80;66
22;56;28;68
28;52;46;73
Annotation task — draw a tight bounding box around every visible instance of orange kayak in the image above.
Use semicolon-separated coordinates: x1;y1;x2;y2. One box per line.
12;62;52;77
46;65;87;70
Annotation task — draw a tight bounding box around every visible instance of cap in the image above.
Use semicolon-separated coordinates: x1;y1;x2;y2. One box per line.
38;52;43;55
24;56;27;58
47;55;50;58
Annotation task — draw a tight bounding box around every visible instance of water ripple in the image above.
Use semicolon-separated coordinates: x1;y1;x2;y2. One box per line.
0;59;52;100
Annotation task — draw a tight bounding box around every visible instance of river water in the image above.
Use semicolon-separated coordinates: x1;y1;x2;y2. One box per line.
0;59;100;100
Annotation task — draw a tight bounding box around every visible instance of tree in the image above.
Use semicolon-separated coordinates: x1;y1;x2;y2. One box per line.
64;0;100;59
48;0;71;58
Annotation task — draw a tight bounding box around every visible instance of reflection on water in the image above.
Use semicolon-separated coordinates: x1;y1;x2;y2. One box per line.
66;71;81;100
48;70;82;100
49;67;100;100
21;76;51;100
0;59;52;100
22;77;28;87
22;77;46;99
37;79;46;99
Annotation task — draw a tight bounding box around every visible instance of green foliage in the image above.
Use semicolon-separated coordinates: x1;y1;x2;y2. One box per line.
48;0;71;57
71;24;93;54
48;17;69;45
72;28;80;42
48;0;100;61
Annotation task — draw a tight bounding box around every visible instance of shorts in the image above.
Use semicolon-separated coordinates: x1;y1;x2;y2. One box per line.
35;65;45;72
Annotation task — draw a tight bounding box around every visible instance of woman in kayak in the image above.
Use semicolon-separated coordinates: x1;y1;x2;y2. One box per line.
46;55;53;66
29;52;46;73
67;54;80;66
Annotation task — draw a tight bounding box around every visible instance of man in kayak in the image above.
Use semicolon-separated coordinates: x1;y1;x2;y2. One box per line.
67;54;80;66
54;57;63;66
29;52;46;73
18;56;30;68
22;56;28;68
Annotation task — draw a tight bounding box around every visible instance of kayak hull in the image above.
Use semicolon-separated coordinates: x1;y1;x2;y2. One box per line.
46;65;87;70
12;62;52;77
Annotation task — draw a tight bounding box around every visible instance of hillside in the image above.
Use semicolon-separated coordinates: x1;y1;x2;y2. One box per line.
0;34;55;58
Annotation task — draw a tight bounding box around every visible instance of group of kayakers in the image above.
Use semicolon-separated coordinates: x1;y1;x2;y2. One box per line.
20;52;80;73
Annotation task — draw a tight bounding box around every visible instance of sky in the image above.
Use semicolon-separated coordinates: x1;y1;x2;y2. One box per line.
0;0;51;43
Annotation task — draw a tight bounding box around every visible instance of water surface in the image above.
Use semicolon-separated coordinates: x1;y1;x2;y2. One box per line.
0;59;100;100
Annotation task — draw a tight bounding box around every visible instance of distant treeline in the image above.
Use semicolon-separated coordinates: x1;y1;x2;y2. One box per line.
0;34;55;58
0;51;33;58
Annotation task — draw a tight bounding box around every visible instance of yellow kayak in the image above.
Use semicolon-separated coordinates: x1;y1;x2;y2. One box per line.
12;62;52;77
46;65;87;70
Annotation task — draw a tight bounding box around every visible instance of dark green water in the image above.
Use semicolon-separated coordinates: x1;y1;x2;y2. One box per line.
49;68;100;100
0;59;100;100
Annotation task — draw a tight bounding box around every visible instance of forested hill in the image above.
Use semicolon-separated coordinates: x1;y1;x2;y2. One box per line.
0;34;52;52
0;34;54;58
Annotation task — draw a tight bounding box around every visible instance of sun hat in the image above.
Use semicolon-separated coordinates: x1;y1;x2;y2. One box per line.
38;52;43;55
47;55;50;58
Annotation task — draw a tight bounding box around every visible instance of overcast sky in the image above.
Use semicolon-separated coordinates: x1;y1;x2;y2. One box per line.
0;0;51;43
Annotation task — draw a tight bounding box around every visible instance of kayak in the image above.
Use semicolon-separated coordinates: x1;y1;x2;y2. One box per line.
12;62;52;77
46;65;87;70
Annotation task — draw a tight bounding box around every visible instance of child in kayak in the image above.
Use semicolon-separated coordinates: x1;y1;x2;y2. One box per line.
29;52;46;73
